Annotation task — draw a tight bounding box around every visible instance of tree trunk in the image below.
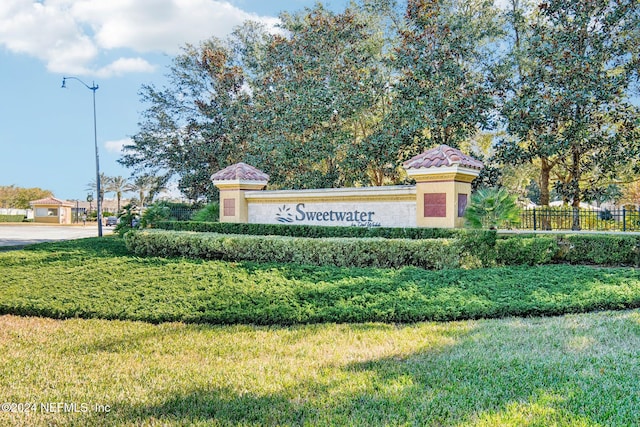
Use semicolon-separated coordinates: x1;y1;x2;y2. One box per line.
539;157;552;230
571;147;581;231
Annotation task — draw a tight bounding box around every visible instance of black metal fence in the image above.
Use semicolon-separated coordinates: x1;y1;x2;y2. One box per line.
168;207;197;221
519;207;640;231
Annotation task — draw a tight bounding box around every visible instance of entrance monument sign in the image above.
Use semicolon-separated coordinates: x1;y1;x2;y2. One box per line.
212;145;482;229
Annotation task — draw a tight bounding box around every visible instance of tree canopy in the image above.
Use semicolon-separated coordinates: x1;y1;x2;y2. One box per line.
120;0;640;205
0;186;53;209
495;0;640;228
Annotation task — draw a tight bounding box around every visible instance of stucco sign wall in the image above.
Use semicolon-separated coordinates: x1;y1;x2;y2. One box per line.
248;201;415;228
245;186;417;228
211;145;483;229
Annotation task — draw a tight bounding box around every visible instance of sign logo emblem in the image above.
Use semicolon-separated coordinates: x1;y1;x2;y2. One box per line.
276;205;293;223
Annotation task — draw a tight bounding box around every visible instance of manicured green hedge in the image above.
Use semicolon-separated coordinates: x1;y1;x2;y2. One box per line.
153;222;497;267
125;230;463;270
132;224;640;268
0;214;26;222
557;234;640;266
155;220;463;239
495;234;640;266
495;237;559;266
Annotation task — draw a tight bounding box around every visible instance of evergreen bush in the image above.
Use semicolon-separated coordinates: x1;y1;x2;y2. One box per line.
130;223;640;268
155;220;479;239
0;215;26;222
191;203;220;222
557;235;639;266
496;237;559;266
124;230;462;270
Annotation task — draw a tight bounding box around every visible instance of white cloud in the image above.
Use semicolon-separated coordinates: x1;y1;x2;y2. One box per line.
96;57;156;78
0;0;96;71
0;0;277;76
75;0;278;54
104;138;131;153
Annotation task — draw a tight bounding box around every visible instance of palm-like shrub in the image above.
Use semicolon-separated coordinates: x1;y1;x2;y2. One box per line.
114;202;141;237
140;202;172;228
465;187;521;229
192;203;220;222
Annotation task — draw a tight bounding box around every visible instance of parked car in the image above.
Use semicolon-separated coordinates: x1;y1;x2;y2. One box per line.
105;216;119;226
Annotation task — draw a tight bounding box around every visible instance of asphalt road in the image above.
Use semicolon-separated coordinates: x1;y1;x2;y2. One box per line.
0;224;113;247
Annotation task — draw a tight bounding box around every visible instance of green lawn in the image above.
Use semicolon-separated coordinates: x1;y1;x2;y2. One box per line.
1;238;640;324
1;237;639;425
1;310;639;426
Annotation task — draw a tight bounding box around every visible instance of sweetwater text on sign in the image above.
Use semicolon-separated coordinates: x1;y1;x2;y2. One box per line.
248;201;416;228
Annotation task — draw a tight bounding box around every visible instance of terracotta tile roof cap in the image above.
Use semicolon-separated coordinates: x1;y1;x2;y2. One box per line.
403;145;483;170
211;162;269;182
30;197;74;206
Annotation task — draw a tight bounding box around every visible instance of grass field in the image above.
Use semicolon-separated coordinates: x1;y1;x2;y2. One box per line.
1;237;639;425
1;311;639;426
1;238;640;324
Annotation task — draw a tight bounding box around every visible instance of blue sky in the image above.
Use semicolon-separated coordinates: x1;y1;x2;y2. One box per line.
0;0;349;201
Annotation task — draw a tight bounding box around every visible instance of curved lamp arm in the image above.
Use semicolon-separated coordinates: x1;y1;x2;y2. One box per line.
61;76;98;91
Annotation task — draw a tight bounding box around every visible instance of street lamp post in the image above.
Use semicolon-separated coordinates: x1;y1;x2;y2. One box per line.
62;77;103;237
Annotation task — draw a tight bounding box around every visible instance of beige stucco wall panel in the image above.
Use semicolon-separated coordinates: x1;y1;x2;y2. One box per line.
218;190;245;223
415;180;473;228
243;186;418;227
248;200;417;228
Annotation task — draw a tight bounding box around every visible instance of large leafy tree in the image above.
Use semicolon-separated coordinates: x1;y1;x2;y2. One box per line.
120;35;253;201
335;0;407;186
390;0;502;158
0;186;53;209
249;2;397;188
496;0;640;229
119;0;640;210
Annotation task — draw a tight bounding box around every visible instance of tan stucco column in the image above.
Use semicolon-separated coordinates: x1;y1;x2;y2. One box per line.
211;163;269;223
403;145;483;229
406;166;480;228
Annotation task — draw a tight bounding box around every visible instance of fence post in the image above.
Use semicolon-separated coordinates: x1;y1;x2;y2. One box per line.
623;207;626;232
533;207;537;231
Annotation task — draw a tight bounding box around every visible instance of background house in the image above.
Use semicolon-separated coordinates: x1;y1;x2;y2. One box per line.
30;197;74;224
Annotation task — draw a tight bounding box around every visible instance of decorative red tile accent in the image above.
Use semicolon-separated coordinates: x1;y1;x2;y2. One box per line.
403;145;483;171
223;198;236;216
424;193;446;217
212;162;269;182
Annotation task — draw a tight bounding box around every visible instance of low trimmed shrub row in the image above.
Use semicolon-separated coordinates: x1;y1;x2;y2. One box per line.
496;234;640;266
155;220;464;239
153;222;497;267
496;237;559;266
0;214;26;222
124;230;463;270
557;234;639;265
126;229;640;268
